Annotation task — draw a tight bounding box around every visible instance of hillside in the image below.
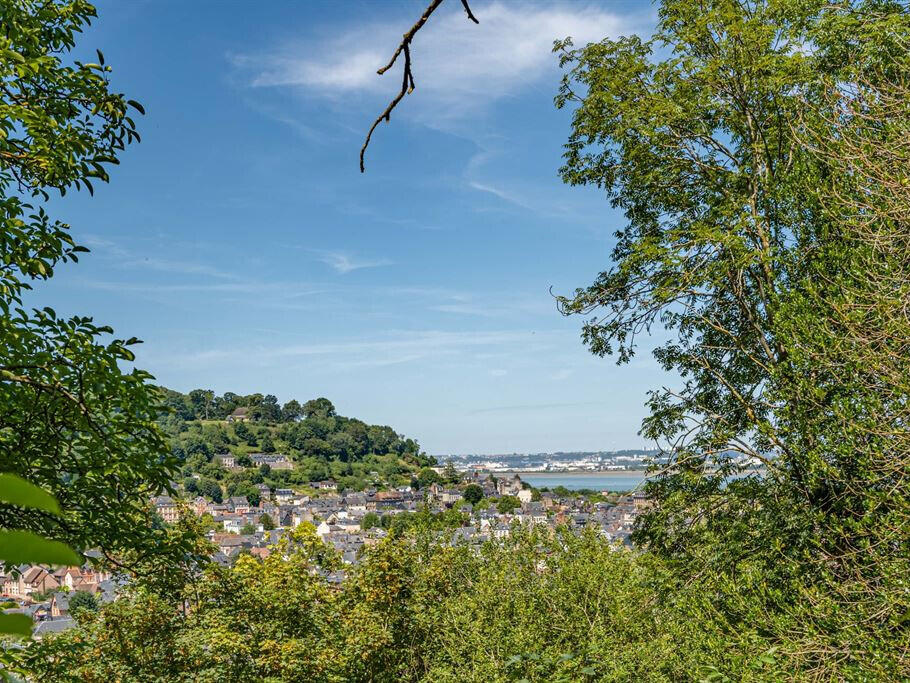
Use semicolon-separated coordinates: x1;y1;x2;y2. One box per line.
158;389;436;501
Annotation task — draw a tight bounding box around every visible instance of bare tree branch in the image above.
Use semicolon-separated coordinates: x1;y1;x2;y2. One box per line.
360;0;479;172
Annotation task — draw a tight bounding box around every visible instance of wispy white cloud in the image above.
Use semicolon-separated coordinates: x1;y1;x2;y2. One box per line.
467;180;536;211
121;257;243;281
146;329;562;371
469;400;605;415
315;250;393;274
230;2;644;119
82;236;245;281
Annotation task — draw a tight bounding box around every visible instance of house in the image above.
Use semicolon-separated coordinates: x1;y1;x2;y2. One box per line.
214;453;237;469
192;496;209;516
344;493;368;512
250;547;271;560
439;490;461;505
49;592;69;618
226;407;250;422
250;454;293;470
226;496;252;514
312;480;337;491
291;510;314;527
213;534;253;557
222;516;247;534
54;566;108;593
496;474;524;496
151;495;180;524
316;521;343;538
19;566;60;597
517;488;534;504
32;617;75;639
275;488;296;504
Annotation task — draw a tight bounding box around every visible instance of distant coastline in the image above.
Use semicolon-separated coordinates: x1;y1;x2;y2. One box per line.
502;469;648;476
500;470;649;492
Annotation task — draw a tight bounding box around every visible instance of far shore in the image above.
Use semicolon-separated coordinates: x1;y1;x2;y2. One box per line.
499;469;649;476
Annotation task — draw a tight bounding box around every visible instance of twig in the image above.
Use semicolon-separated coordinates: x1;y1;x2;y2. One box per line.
360;0;479;172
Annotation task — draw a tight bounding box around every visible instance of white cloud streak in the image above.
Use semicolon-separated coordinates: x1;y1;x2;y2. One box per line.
315;250;393;274
231;2;642;117
147;329;561;371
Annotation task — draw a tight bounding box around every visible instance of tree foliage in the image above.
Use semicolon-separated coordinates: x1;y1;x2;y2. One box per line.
0;0;189;571
555;0;910;675
22;527;806;681
462;483;483;505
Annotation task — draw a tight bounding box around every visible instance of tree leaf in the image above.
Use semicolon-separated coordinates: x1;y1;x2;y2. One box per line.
0;612;33;637
0;474;61;515
0;530;81;566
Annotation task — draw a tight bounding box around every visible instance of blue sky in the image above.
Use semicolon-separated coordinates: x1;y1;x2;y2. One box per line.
35;0;670;455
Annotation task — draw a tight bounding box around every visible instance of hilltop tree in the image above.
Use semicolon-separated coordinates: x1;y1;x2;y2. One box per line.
188;389;215;420
303;397;336;419
281;399;303;422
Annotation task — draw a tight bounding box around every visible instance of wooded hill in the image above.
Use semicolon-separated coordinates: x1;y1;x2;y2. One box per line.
158;388;435;497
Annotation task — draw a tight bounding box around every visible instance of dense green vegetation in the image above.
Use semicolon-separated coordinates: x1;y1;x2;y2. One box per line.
0;0;196;598
3;0;909;680
160;388;434;497
17;526;822;681
553;0;910;676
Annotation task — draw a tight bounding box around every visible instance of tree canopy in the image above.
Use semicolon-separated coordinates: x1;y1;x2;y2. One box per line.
556;0;910;674
0;0;186;568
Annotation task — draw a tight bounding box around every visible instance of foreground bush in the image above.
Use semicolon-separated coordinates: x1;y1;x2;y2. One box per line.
28;523;896;682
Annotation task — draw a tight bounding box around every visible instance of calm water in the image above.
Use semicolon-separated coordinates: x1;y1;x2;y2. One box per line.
506;471;647;492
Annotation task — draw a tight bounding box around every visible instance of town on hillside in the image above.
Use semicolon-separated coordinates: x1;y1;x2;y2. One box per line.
2;470;647;637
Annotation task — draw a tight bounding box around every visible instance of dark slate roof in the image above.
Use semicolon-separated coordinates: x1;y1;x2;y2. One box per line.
33;618;76;635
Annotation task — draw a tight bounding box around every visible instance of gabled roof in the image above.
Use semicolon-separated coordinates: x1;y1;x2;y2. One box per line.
22;566;47;583
33;618;76;636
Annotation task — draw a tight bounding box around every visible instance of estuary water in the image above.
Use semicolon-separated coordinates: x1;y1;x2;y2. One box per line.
505;471;647;492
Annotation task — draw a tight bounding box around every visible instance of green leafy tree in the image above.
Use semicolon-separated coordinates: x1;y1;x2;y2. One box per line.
555;0;910;675
188;389;215;420
0;474;80;639
198;478;222;504
257;394;281;423
495;495;520;514
462;484;483;506
361;512;380;530
441;462;459;484
281;399;302;422
233;421;251;441
258;513;275;531
0;0;190;568
416;467;439;489
302;397;336;419
68;590;98;615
